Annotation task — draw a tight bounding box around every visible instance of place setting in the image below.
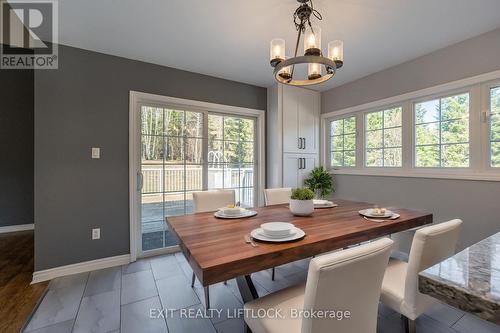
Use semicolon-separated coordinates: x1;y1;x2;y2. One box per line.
214;204;258;219
312;199;338;209
359;207;400;223
249;222;306;244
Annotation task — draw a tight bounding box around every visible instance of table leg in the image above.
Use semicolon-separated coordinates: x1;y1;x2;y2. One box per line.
236;275;259;303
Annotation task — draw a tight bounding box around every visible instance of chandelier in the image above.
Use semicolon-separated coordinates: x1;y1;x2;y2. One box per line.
270;0;344;86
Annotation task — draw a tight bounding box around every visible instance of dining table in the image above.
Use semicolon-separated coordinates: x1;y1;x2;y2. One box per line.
166;199;433;305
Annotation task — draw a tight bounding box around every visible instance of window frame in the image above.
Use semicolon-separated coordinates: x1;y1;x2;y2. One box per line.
327;114;359;168
320;70;500;181
363;105;404;168
481;79;500;170
411;89;473;170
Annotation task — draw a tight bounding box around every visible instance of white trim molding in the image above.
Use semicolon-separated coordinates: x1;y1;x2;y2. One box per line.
321;69;500;181
32;254;130;284
129;91;266;261
0;223;34;234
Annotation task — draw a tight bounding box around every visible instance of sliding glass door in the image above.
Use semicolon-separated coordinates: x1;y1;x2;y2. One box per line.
139;105;257;254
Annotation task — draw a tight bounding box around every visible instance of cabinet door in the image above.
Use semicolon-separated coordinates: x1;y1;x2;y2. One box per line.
298;155;318;186
283;153;300;188
282;86;300;153
298;89;319;154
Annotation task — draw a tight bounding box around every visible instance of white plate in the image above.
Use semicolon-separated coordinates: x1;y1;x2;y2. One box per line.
359;209;394;218
313;199;330;205
261;222;294;236
314;203;338;209
260;230;297;239
251;227;305;242
214;210;257;219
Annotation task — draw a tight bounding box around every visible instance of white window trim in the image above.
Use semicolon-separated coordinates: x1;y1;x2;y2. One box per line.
327;114;359;169
320;69;500;181
481;79;500;171
129;91;266;261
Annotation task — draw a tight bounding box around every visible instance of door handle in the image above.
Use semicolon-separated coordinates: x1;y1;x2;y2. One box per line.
137;172;144;191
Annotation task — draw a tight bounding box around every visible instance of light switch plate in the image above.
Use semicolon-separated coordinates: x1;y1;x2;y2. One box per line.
91;147;100;159
92;228;100;240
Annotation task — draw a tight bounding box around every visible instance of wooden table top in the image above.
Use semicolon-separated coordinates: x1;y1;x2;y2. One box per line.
166;199;432;286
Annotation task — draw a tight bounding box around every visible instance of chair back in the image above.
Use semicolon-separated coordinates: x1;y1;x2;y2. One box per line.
404;219;462;316
302;238;394;333
263;188;291;206
192;190;235;213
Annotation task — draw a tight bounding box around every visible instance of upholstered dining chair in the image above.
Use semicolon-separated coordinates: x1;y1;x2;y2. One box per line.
263;188;292;280
244;238;394;333
380;219;462;333
191;189;235;309
263;187;292;206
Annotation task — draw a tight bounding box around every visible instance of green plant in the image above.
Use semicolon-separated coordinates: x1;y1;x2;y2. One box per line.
290;188;315;200
304;166;334;198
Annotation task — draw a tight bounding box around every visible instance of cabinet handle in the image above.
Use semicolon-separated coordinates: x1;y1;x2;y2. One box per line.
303;158;306;169
298;138;301;149
303;138;306;149
298;158;302;169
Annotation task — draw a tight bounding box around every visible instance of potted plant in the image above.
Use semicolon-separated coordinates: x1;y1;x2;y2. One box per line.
304;166;334;199
289;188;315;216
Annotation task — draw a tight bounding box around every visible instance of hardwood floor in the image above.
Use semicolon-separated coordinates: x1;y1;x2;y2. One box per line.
0;231;48;333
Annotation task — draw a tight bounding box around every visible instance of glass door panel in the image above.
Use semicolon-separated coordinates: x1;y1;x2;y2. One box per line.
141;106;203;252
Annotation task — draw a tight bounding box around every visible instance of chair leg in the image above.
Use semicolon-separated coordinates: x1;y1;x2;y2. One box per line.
224;280;227;285
204;286;210;309
271;267;275;281
191;272;196;288
401;315;416;333
245;323;253;333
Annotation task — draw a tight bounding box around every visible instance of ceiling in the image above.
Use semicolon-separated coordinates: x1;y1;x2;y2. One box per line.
55;0;500;91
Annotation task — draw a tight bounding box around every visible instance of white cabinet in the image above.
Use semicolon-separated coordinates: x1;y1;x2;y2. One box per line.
267;84;320;189
282;85;319;154
283;153;319;188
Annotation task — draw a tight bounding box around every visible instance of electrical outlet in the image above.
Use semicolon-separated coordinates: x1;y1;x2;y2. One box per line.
92;228;100;240
91;147;100;159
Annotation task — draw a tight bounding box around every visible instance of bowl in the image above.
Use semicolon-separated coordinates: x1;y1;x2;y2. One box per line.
260;222;294;237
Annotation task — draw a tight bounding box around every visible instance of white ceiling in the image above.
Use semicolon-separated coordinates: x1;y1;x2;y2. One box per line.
56;0;500;91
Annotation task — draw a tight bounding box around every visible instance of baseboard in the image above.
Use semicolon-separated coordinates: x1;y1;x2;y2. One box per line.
32;254;130;284
0;223;34;234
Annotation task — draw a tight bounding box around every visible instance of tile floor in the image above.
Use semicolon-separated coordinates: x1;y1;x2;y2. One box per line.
24;252;500;333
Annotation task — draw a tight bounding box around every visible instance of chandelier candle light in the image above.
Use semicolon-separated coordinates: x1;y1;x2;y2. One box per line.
270;0;344;86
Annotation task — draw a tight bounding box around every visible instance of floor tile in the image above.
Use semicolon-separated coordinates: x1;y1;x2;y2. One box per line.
166;305;217;333
49;272;88;291
25;283;85;331
424;302;465;327
250;269;289;293
214;318;246;333
121;270;158;305
24;320;74;333
73;290;120;333
84;267;121;297
157;274;200;310
194;283;242;324
417;315;459;332
150;255;184;280
122;259;151;275
453;313;500;333
121;296;168;333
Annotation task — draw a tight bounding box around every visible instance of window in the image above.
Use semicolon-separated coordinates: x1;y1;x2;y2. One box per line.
208;114;256;207
365;107;402;167
490;87;500;167
414;93;470;168
330;116;356;167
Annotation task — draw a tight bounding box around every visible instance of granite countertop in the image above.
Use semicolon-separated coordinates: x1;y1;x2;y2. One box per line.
419;232;500;324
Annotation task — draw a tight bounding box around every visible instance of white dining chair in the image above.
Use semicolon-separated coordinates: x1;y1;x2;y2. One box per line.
264;188;292;206
263;188;292;281
380;219;462;333
244;238;394;333
191;189;235;309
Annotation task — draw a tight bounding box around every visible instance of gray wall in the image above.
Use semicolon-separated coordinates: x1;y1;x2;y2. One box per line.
322;27;500;112
0;53;34;227
322;28;500;250
34;44;266;270
332;175;499;251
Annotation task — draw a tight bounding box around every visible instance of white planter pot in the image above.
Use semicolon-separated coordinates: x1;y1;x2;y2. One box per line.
289;199;314;216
